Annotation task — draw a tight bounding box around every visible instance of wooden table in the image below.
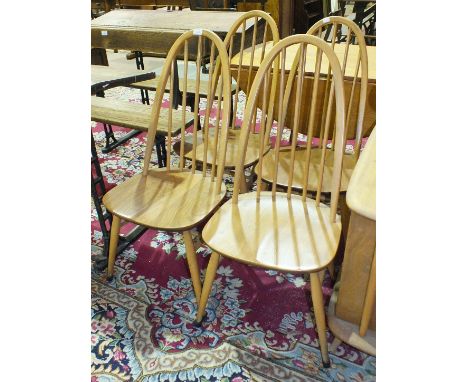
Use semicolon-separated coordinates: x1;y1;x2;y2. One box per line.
230;41;376;139
91;9;253;62
91;68;158;272
328;128;376;355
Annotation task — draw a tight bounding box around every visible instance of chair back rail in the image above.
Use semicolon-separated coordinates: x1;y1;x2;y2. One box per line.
209;10;279;132
282;16;368;156
309;16;368;154
142;29;232;194
233;34;346;221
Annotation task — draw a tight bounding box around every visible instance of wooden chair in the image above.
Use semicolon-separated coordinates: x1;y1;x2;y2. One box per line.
103;29;232;308
184;10;279;192
257;16;368;197
195;34;347;368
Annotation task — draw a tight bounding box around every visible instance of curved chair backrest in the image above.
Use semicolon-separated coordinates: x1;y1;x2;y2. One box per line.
142;29;232;194
210;10;279;131
308;16;369;155
232;34;346;221
280;16;369;157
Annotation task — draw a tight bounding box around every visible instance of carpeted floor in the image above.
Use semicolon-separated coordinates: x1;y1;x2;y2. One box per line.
91;86;376;382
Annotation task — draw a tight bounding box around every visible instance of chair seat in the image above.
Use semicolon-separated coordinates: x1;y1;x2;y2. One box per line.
256;148;357;192
202;192;342;273
103;168;227;231
185;130;268;169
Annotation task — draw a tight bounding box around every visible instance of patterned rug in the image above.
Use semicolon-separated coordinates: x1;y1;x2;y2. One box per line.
91;87;376;382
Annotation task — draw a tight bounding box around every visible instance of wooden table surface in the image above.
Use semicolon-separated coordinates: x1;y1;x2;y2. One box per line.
231;41;376;82
91;9;253;54
230;42;376;139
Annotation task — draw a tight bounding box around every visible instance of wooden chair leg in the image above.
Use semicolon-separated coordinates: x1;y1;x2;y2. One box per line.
107;215;121;279
195;251;220;323
310;272;331;368
239;170;248;194
183;231;202;305
318;269;325;285
359;251;376;337
259;180;270;191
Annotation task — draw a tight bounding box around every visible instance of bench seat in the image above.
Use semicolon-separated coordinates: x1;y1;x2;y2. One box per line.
91;96;195;134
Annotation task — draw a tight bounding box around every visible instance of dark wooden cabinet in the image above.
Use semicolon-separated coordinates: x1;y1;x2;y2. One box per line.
294;0;324;34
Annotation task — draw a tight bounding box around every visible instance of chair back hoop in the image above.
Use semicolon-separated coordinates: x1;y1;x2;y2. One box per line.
306;16;368;156
142;29;232;194
232;34;346;222
209;10;280;130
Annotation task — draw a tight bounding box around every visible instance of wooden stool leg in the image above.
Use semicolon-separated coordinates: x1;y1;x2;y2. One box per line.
107;215;121;279
195;251;220;323
183;231;202;305
310;272;331;368
359;251;376;337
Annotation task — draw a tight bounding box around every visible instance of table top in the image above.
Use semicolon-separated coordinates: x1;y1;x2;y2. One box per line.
91;9;254;55
91;65;157;95
346;127;376;220
91;9;251;33
231;41;376;82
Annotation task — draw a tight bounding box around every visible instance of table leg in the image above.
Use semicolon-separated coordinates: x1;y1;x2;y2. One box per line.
91;48;108;66
91;134;147;273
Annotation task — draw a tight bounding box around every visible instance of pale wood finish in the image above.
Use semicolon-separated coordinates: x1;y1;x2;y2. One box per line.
107;215;121;277
346;127;376;220
91;10;254;57
327;283;376;355
104;169;227;230
311;272;330;366
185;129;269;169
202;192;342;273
231;41;375;80
257;147;356;192
103;29;232;308
91;60;236;96
131;75;237;96
183;230;203;303
233;66;375;139
197;34;347;366
91;96;194;134
230;28;375;139
195;251;220;322
187;10;279;175
335;211;376;328
91;64;156;95
258;17;369;199
332;127;376;341
359;250;376;336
